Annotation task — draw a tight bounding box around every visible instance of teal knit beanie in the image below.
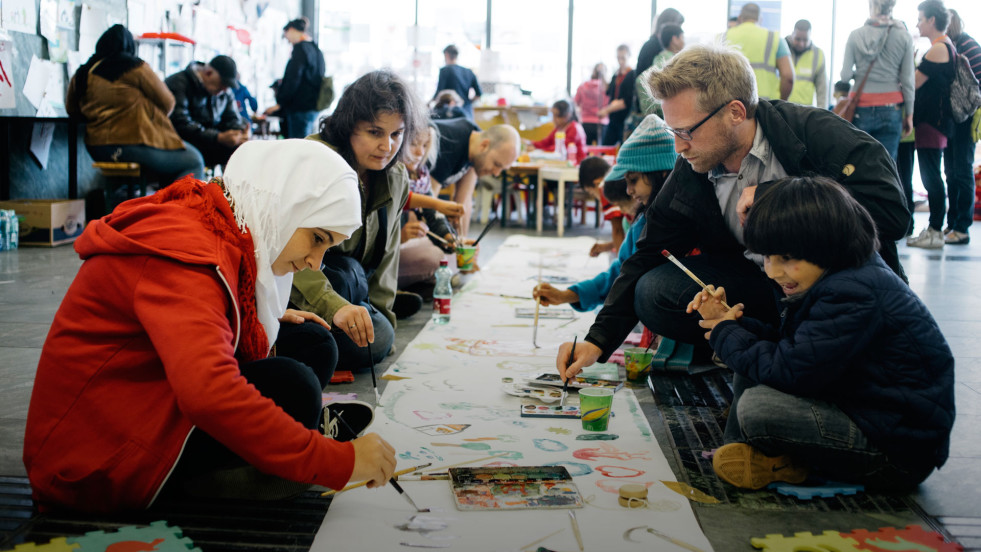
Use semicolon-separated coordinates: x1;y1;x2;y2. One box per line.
606;115;678;182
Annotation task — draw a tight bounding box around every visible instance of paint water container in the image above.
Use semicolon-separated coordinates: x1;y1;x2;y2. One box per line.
432;259;452;325
554;131;567;160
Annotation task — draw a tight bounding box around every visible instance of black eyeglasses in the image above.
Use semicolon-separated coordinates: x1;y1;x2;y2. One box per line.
665;102;731;141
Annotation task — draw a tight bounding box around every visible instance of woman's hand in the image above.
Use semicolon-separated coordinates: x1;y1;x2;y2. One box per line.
348;433;397;489
333;304;374;347
279;308;331;330
533;282;578;306
400;220;429;244
434;199;465;218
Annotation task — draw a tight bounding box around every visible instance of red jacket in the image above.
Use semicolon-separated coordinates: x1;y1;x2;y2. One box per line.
532;121;588;164
23;178;355;513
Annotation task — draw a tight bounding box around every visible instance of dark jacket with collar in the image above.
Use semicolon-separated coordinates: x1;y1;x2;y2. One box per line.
585;100;910;359
275;41;325;112
709;255;954;476
165;62;246;147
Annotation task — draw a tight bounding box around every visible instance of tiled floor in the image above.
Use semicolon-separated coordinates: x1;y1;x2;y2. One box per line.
1;210;978;550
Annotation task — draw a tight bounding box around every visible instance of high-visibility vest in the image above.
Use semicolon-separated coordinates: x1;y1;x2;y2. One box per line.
725;22;781;100
788;44;826;106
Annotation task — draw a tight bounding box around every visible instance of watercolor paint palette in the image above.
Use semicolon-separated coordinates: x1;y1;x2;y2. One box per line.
527;372;624;392
502;382;564;403
520;403;581;418
514;307;576;319
448;466;584;510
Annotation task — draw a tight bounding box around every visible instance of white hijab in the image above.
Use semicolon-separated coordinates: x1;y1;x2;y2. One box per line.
222;139;361;351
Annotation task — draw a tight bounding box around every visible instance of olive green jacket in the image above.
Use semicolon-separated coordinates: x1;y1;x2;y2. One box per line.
290;137;409;328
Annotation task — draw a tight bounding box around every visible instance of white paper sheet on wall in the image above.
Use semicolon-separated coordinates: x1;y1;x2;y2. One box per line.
22;55;49;110
78;3;121;62
312;236;715;552
1;0;38;35
39;0;58;41
30;101;57;169
0;38;16;109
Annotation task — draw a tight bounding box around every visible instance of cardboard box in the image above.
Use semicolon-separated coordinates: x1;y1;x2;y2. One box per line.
0;200;86;246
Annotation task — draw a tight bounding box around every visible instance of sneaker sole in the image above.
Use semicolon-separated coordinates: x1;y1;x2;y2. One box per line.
712;443;808;490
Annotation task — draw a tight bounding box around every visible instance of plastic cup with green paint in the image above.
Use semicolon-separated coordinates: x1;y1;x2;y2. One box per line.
623;347;654;383
579;388;614;431
456;245;476;270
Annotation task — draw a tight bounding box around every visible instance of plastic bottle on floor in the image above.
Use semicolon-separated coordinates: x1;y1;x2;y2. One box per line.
432;260;452;325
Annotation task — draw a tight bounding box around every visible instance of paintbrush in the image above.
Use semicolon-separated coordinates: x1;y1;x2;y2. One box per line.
532;260;543;348
471;216;498;246
367;341;379;405
563;336;577;407
660;249;731;310
321;416;430;512
569;511;584;552
397;472;449;481
419;452;511;472
320;462;432;496
426;230;451;246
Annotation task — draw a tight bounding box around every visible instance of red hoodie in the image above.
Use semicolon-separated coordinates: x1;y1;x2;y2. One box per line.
23;177;355;513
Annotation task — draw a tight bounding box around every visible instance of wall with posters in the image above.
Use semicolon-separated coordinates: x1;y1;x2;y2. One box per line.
1;0;303;200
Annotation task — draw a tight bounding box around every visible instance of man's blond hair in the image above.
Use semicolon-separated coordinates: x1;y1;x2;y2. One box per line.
645;43;759;119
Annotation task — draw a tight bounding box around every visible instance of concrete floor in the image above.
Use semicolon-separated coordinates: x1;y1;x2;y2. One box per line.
1;209;979;550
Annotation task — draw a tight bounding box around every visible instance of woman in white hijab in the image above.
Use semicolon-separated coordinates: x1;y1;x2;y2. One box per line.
25;140;396;513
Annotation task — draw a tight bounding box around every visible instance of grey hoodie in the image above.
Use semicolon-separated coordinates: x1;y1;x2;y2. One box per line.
841;19;915;113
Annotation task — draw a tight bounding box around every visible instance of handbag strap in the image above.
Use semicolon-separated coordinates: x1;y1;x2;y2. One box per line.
853;25;894;99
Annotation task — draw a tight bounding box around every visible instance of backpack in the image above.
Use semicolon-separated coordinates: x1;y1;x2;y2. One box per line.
950;53;981;123
316;76;335;112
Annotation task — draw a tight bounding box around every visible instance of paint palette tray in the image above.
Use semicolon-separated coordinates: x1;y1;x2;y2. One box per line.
520;403;581;418
448;466;584;510
502;382;564;403
527;372;624;392
514;307;576;319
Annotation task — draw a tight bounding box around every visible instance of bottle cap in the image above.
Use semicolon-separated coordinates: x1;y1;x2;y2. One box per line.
439;259;449;266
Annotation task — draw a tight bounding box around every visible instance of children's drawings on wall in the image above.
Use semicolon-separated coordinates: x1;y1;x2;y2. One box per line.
2;0;39;34
0;39;16;109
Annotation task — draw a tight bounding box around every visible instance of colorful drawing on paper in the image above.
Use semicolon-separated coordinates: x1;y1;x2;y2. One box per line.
414;423;471;436
448;466;584;511
445;338;538;357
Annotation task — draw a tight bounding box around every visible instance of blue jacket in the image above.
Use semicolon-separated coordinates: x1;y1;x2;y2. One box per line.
569;214;646;312
710;255;955;475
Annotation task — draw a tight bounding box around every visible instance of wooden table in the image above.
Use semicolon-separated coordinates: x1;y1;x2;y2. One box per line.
537;165;579;237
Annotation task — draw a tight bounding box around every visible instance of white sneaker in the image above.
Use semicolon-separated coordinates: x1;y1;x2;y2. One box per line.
944;230;970;245
906;227;944;249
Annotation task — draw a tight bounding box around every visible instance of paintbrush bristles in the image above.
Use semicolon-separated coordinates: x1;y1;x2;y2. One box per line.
660;249;731;310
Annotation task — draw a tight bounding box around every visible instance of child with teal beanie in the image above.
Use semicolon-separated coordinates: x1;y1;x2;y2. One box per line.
534;114;677;311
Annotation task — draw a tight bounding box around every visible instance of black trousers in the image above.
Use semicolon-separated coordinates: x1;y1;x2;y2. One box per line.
164;321;337;484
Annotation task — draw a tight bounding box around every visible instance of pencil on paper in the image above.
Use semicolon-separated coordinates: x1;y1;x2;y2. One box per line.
660;249;731;310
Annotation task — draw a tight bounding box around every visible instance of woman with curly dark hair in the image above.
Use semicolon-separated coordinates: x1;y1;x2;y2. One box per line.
291;70;428;373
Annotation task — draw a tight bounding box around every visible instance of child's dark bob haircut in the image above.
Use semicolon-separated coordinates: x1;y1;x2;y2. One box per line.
578;156;611;190
744;176;879;271
602;179;629;202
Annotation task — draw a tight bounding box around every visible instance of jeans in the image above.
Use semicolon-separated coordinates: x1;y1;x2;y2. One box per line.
853;105;902;162
633;255;780;349
727;379;931;491
87;141;205;186
944;118;977;233
916;147;947;231
284;110;319;139
333;302;395;373
897;140;916;235
602;117;626;146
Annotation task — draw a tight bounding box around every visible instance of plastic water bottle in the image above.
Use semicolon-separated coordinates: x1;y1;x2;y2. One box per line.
432;259;452;325
554;131;567;160
567;143;578;165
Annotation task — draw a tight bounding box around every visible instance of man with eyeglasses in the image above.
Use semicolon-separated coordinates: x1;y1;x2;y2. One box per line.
557;43;908;377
